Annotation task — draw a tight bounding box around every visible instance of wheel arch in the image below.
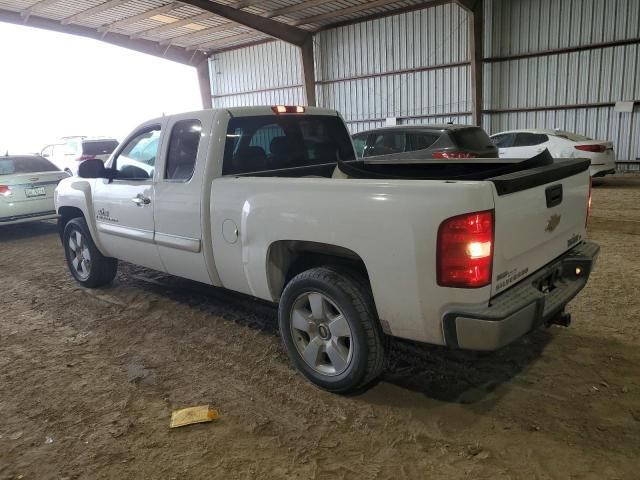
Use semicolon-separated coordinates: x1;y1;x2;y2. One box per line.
266;240;372;301
57;206;85;241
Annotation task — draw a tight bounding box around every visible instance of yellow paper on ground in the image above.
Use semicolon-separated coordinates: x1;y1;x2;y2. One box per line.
170;406;219;428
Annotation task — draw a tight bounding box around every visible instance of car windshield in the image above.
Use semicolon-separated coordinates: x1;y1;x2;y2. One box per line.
82;140;119;156
0;156;60;175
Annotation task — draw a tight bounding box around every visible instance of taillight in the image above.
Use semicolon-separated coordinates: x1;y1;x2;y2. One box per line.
432;151;477;159
437;210;494;288
272;105;305;114
77;155;95;161
586;177;592;227
0;185;11;197
575;144;606;153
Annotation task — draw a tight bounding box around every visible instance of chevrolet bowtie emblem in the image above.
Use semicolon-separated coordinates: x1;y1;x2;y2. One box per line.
545;214;561;232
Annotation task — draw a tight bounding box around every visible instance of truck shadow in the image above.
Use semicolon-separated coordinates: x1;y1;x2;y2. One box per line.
0;220;58;242
121;263;552;407
378;332;551;404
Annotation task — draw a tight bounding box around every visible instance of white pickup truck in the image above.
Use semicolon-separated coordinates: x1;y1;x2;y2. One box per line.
54;106;599;393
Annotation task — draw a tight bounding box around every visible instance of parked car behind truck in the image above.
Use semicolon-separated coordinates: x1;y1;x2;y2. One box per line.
55;106;598;393
0;155;69;225
42;137;119;176
491;129;616;177
352;125;498;161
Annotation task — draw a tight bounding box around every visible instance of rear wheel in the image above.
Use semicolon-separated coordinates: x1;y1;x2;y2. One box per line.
63;217;117;288
278;266;386;393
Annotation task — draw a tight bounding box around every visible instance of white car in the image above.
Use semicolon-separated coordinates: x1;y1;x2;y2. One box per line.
491;129;616;178
0;155;69;225
55;106;598;393
41;137;119;176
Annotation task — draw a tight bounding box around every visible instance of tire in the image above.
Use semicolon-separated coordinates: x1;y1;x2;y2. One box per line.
63;217;118;288
278;266;386;393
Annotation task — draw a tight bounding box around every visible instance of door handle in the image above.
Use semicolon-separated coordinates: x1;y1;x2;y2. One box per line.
131;195;151;206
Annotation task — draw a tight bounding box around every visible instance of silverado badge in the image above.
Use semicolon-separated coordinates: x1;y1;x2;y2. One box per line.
545;214;561;232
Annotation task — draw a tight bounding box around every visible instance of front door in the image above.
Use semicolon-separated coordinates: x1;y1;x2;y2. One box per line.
93;124;165;271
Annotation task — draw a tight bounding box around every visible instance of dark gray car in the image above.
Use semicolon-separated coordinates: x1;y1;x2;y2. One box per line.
352;125;498;162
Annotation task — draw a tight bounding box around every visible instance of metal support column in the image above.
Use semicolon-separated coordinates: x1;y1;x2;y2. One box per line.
196;58;213;109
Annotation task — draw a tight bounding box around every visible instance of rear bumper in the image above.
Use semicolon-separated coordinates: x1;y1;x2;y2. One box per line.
590;165;616;177
443;241;599;351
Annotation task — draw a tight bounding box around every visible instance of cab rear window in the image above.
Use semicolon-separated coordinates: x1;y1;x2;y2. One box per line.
0;156;60;175
223;115;355;175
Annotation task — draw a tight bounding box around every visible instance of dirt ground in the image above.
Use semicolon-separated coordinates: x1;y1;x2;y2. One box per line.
1;175;640;480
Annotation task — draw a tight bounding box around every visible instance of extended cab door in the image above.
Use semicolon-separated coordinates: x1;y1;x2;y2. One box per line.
152;112;214;284
93;123;166;271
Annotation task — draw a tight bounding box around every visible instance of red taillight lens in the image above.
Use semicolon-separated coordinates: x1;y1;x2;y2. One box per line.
432;151;477;159
0;185;11;197
77;155;95;161
586;177;592;227
272;105;305;114
437;210;494;288
575;144;606;153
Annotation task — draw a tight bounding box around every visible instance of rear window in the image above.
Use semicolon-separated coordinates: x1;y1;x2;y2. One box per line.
223;115;355;175
82;140;119;156
0;156;60;175
450;127;493;150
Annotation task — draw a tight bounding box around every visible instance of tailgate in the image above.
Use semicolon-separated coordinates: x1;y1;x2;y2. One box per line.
489;159;591;296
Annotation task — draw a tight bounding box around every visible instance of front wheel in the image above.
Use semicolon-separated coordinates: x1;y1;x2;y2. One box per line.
278;266;386;393
63;217;118;288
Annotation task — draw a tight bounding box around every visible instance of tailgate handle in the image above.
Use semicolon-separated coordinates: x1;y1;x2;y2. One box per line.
545;184;563;208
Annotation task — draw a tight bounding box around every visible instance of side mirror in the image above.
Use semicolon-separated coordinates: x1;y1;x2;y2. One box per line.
78;158;106;178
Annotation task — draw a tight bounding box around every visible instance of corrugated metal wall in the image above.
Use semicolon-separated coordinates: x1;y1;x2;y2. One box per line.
208;0;639;160
209;41;305;108
315;3;471;132
484;0;640;160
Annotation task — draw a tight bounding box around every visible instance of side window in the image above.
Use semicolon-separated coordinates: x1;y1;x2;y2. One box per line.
406;133;439;151
492;133;514;148
367;133;406;157
113;127;161;180
165;119;202;181
352;135;367;157
512;133;549;147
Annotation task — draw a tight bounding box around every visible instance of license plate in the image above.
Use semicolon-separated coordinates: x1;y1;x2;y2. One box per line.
25;187;46;197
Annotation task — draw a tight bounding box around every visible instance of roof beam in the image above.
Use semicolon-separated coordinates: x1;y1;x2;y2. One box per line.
452;0;478;12
178;0;310;46
62;0;128;25
293;0;411;26
0;8;207;66
98;2;181;33
231;1;264;9
264;0;335;19
187;31;258;50
132;11;214;39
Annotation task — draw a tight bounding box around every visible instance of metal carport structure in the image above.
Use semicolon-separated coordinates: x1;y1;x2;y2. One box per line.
0;0;485;125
